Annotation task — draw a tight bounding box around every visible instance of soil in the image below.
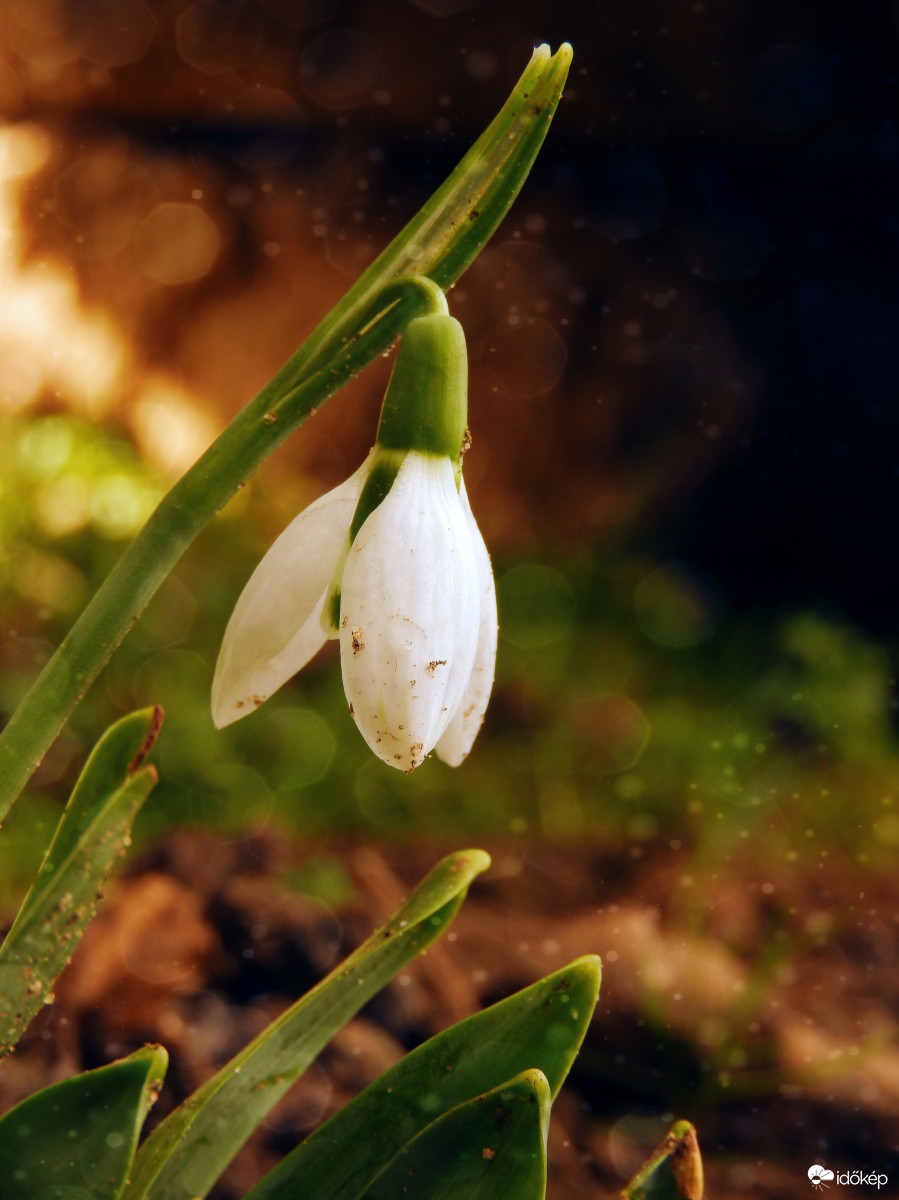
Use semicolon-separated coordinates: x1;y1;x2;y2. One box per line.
2;830;897;1198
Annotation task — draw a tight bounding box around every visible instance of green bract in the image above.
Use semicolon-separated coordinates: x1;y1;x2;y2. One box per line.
375;314;469;465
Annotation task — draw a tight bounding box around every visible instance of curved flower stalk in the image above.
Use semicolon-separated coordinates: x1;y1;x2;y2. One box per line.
213;311;497;771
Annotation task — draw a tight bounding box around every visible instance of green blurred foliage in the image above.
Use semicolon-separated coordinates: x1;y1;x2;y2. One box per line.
2;413;898;914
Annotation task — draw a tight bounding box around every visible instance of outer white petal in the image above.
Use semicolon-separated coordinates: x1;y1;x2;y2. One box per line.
435;480;498;766
339;451;479;771
212;458;370;728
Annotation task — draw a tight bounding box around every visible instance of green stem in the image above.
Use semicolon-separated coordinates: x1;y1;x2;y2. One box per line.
0;42;571;822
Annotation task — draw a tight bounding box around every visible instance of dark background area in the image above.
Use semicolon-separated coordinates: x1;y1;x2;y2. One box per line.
3;0;897;633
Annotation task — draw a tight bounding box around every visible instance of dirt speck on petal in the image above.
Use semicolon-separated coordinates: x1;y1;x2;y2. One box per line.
407;742;424;770
351;628;364;654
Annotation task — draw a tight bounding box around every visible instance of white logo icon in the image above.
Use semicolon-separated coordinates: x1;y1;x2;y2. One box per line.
809;1165;835;1189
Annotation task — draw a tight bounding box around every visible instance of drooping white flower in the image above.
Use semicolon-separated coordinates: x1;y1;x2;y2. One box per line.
212;312;497;771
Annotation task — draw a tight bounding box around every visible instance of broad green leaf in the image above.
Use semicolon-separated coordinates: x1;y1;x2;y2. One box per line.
0;1043;168;1200
123;848;491;1200
0;707;162;1057
361;1069;550;1200
621;1121;705;1200
247;955;600;1200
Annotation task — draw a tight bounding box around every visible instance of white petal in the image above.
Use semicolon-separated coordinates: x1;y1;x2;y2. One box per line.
212;458;370;728
435;480;498;766
339;451;479;771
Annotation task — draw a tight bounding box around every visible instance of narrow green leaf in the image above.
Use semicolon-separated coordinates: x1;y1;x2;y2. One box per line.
247;955;599;1200
361;1069;551;1200
0;707;162;1057
621;1121;705;1200
122;848;491;1200
0;1044;168;1200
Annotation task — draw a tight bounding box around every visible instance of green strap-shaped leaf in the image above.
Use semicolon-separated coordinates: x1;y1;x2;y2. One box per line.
0;707;162;1058
361;1069;551;1200
122;848;491;1200
621;1121;705;1200
0;1044;168;1200
247;955;600;1200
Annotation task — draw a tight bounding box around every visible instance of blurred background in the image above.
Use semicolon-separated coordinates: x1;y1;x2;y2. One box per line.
1;1;898;1197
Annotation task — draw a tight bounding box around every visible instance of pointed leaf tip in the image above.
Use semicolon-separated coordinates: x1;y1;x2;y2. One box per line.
451;847;492;875
128;705;164;772
242;955;598;1200
122;848;489;1200
357;1068;551;1200
0;1045;168;1200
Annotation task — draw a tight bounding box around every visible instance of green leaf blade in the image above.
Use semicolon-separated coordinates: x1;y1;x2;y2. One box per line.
122;849;490;1200
247;955;600;1200
0;1044;168;1200
0;708;162;1057
361;1069;551;1200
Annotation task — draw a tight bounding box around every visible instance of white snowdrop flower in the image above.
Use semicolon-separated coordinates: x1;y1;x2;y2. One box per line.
212;312;497;771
